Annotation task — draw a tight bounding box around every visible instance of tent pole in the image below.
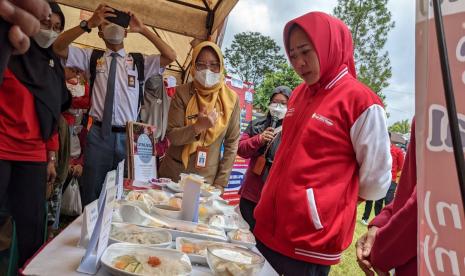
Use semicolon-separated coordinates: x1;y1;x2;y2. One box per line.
432;0;465;212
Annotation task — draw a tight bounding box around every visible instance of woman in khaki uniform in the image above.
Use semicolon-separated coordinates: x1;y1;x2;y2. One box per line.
159;41;240;192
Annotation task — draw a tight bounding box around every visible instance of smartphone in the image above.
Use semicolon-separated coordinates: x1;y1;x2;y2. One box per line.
106;7;130;28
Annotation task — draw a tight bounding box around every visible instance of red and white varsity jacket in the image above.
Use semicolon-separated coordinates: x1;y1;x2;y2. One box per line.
253;66;392;265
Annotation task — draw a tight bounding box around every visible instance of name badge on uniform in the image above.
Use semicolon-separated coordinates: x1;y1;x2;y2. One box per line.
96;58;105;73
128;75;136;88
126;56;134;69
195;147;209;169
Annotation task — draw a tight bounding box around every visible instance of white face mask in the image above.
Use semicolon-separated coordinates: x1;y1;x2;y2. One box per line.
66;79;85;98
33;29;59;48
269;103;288;120
195;69;221;88
102;24;125;45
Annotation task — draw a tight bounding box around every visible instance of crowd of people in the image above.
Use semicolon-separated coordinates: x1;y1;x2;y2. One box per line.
0;1;418;275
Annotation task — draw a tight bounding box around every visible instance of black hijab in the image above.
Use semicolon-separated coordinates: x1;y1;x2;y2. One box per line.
244;85;291;137
7;2;70;140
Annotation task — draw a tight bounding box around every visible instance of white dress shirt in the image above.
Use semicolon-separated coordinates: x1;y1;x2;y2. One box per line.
66;46;161;126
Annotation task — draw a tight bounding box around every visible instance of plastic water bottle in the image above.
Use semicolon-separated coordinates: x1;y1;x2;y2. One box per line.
180;174;203;222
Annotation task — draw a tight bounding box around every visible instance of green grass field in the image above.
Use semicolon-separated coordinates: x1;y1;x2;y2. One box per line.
330;204;376;276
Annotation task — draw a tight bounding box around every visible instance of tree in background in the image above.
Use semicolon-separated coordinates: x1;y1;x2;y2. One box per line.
389;119;411;134
224;32;286;87
254;63;302;112
333;0;395;106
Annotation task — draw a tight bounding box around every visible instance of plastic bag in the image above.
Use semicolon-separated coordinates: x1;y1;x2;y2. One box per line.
61;178;82;216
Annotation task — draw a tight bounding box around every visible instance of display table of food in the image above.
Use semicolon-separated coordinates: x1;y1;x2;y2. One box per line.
21;215;277;276
23;174;278;276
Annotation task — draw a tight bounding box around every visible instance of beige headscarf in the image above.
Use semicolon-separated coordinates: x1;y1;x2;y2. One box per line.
181;41;237;168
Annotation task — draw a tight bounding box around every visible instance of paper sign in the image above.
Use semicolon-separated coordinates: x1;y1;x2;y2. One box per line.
116;160;125;200
98;170;116;211
134;154;157;181
77;170;117;274
97;186;117;259
78;200;98;248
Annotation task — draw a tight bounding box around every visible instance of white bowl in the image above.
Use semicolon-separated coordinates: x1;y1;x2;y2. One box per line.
101;243;192;276
206;243;265;276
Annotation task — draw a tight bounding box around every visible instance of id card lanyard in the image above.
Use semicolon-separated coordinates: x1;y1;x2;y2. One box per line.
195;132;209;169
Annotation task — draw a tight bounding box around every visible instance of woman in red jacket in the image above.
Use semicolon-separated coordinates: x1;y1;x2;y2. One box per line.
0;1;70;266
253;12;392;275
238;86;291;231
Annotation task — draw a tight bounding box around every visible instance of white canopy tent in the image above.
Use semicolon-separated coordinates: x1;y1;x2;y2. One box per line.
56;0;238;83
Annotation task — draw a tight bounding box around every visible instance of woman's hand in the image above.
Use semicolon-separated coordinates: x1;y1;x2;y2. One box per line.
194;107;218;134
46;161;56;199
260;127;275;145
69;164;83;177
356;226;379;275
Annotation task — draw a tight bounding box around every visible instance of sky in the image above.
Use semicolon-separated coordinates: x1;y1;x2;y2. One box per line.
221;0;416;126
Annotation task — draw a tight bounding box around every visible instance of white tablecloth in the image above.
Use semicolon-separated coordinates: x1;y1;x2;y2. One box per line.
22;216;277;276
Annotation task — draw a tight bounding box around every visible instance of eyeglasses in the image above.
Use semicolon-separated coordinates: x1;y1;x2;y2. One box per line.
40;19;62;33
195;62;221;73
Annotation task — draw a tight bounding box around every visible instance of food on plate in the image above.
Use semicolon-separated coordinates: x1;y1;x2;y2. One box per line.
146;189;171;204
113;255;143;273
110;225;170;245
198;205;209;220
148;256;161;267
112;254;191;275
168;197;182;209
180;241;209;256
126;191;156;209
193;224;225;237
230;229;256;243
126;190;171;207
207;245;265;276
156;204;180;211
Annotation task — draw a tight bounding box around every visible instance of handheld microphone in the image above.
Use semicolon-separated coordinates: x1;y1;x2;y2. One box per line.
271;116;279;129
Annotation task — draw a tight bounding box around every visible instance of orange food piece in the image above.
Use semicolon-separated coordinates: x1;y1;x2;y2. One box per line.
148;256;161;267
182;244;195;254
114;261;127;270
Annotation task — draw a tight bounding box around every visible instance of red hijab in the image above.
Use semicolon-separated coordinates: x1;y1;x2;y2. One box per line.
283;12;356;90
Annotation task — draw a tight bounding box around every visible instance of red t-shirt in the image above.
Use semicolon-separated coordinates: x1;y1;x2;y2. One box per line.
62;83;90;126
390;144;405;182
0;69;58;162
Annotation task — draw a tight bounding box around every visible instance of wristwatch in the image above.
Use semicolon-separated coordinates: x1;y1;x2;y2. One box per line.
80;20;92;33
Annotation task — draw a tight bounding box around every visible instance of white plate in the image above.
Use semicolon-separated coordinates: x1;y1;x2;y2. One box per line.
110;222;172;248
150;205;182;220
101;243;192;276
175;237;231;265
118;205;228;242
166;182;183;193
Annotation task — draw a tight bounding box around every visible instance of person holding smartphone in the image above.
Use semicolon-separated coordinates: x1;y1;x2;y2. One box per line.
53;4;176;207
